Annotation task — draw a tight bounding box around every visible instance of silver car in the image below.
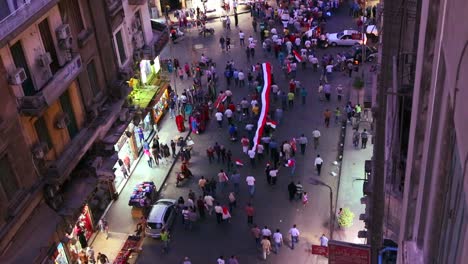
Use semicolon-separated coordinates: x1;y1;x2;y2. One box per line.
145;199;176;238
327;30;366;46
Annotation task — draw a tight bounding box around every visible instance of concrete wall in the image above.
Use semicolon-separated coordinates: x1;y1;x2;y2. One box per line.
398;0;468;262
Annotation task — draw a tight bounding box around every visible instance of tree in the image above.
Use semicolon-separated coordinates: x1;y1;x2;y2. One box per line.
338;208;355;228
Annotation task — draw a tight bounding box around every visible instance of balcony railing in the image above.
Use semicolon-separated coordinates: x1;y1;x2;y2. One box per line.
19;54;83;116
0;0;59;47
106;0;124;17
46;98;126;185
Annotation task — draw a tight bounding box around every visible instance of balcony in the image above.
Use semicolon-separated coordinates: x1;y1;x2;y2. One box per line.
106;0;124;17
128;0;146;5
19;54;83;116
46;98;126;185
0;0;59;48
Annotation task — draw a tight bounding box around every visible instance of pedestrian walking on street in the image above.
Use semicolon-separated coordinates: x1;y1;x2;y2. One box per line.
246;175;256;197
98;218;109;239
323;109;332;127
248;149;256;168
220;36;225;51
218;169;229;192
97;252;109;264
300;86;308;105
215;110;224;128
217;256;225;264
270;167;279;184
207;146;215;163
335;107;342;124
265;163;272;184
324;83;331;101
228;192;237;212
287;91;295;109
302;192;308;206
361;129;369;148
297;134;308;155
320;234;329;247
171;140;177;157
289;225;300;250
273;229;283;254
261;236;272;260
252;18;257;32
228;255;239;264
312;128;321;150
245;203;255;224
241;136;250;153
336;84;343;101
251;224;261;246
204;194;215;215
197;196;206;219
214;143;221;163
239;30;245;46
288;181;297;201
198;176;207;195
353;129;360;148
231;169;240;194
160;229;170;253
315;155;324;175
214;202;223;224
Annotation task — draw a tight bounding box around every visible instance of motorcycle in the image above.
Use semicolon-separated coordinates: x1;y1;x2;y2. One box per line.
176;171;191;186
199;26;215;36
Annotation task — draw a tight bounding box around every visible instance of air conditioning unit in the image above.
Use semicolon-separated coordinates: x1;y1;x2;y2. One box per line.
38;52;52;67
9;68;27;85
133;31;145;49
59;36;73;50
55;113;70;129
32;141;49;159
56;24;71;39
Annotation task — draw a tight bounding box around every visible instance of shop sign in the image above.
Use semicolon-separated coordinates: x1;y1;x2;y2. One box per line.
311;245;328;256
328;240;371;264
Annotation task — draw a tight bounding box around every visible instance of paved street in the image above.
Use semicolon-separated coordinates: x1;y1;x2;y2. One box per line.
92;3;372;263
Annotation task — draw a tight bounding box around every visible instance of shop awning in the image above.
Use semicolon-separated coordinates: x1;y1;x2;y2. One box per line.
0;202;61;263
59;175;98;220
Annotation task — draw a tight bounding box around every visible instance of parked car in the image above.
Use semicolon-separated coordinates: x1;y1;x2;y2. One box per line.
345;45;378;63
327;30;366;46
145;199;176;238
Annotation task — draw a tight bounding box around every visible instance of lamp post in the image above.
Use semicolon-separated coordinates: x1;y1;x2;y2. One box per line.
309;177;334;239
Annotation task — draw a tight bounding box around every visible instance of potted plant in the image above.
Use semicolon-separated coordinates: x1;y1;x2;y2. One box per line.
337;208;355;228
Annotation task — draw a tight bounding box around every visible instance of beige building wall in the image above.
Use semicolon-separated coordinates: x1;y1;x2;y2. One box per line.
398;0;468;262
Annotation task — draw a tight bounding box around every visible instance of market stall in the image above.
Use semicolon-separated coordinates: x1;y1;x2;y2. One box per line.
113;235;143;264
128;181;156;218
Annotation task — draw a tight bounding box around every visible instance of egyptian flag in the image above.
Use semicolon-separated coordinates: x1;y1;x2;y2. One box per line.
266;119;277;129
214;94;227;108
287;62;292;73
250;62;272;153
293;50;303;62
285;159;296;167
235;159;244;166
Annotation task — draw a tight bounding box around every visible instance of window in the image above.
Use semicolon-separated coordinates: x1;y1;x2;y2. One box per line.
59;0;85;33
86;60;100;96
0;155;19;201
34;117;52;150
38;18;60;74
10;41;35;96
115;30;127;65
60;90;79;139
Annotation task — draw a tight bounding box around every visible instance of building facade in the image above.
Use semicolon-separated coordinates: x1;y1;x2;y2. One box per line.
397;0;468;262
0;0;158;262
364;0;468;262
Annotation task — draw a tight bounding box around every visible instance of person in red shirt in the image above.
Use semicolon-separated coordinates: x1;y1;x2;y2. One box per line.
228;102;236;112
241;136;250;153
245;203;255;224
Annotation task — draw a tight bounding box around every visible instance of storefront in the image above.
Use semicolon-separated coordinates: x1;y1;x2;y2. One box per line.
113;125;138;192
51;243;69;264
65;204;94;262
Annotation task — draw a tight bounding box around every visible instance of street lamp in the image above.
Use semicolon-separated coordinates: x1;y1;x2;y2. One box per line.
309;177;334;239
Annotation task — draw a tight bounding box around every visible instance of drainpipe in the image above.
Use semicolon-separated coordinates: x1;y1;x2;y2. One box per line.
378;247;398;264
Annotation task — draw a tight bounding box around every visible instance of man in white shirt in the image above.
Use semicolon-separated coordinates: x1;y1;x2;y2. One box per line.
239;30;245;46
248;149;256;168
273;229;283;253
320;234;329;247
314;154;324;175
257;144;264;160
246;175;256;197
312;128;321;149
269;168;279;185
225;108;233;124
248;36;254;44
289;224;300;249
238;70;245;86
261;226;272;239
204;195;215;215
326;64;333;74
217;256;225;264
215;111;223;128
